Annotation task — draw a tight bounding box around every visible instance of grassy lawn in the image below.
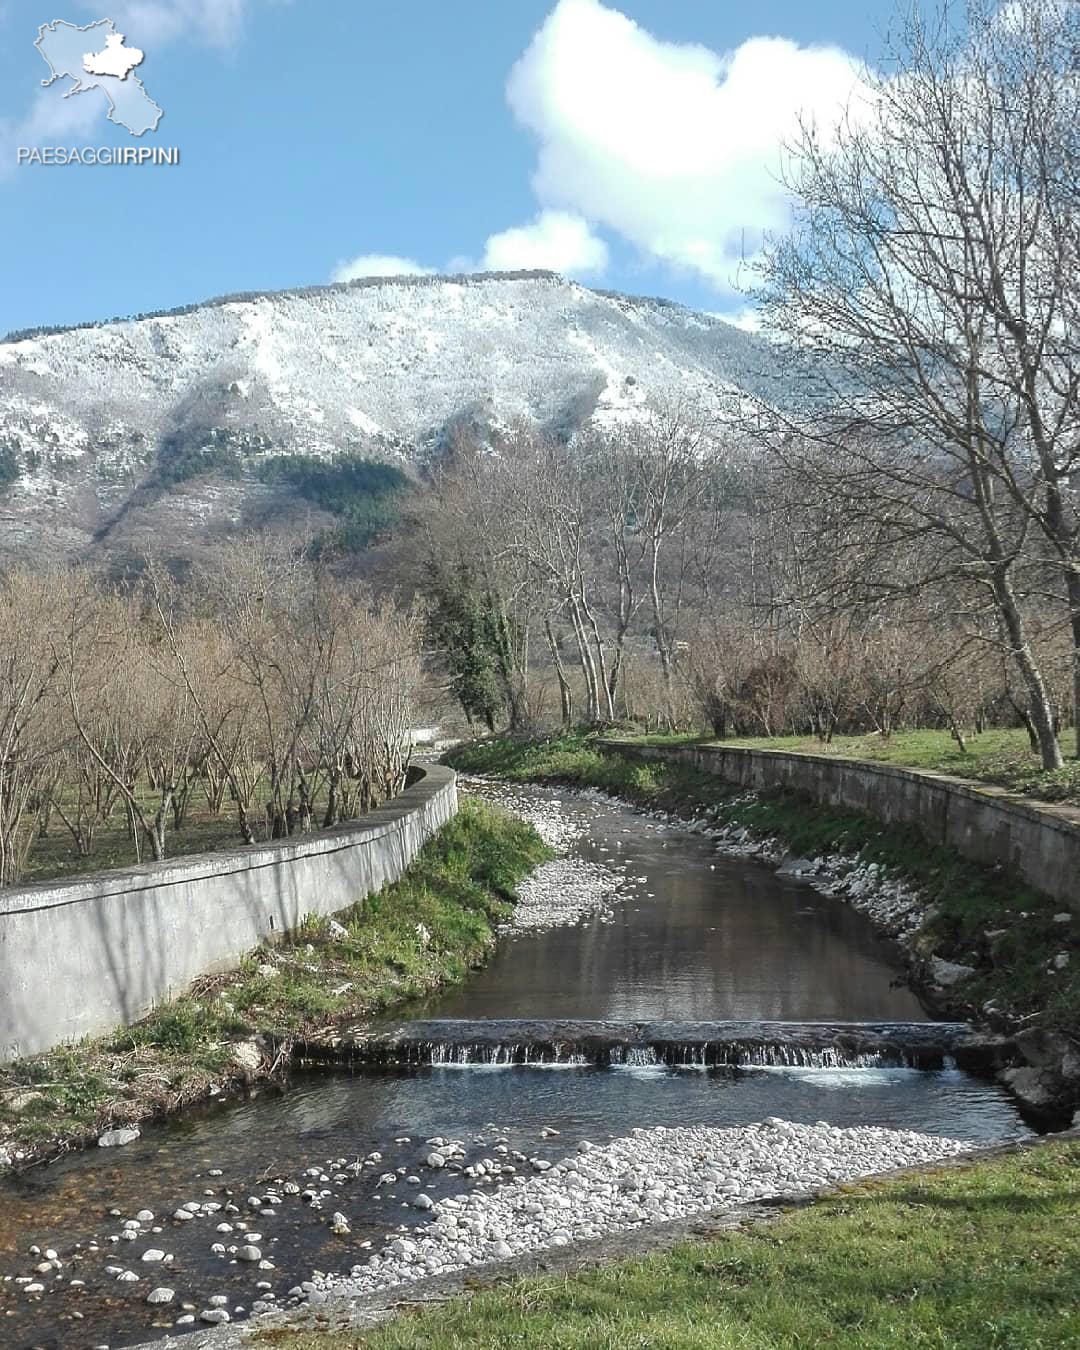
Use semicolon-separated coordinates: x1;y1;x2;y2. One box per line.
0;799;550;1163
446;736;1079;1033
606;728;1080;809
255;1140;1080;1350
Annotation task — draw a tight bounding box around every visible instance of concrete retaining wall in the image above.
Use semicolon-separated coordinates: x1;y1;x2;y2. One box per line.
601;742;1080;913
0;764;458;1062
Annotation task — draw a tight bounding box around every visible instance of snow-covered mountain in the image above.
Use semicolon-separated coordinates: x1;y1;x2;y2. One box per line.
0;270;773;561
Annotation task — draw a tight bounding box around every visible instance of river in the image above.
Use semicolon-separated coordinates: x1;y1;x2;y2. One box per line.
0;781;1030;1350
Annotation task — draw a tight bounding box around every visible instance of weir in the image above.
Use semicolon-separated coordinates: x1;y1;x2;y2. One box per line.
297;1019;1012;1072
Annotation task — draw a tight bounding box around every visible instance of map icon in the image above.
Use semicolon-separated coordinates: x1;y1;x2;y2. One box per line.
35;18;162;137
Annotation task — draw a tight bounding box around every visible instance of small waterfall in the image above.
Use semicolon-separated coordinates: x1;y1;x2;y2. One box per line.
340;1020;991;1073
621;1046;660;1066
425;1041;590;1066
729;1045;884;1069
384;1039;939;1070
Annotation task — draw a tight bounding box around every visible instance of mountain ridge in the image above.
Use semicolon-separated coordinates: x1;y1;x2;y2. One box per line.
0;271;772;563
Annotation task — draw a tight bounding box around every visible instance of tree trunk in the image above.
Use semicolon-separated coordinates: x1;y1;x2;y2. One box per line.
544;618;574;728
993;571;1063;770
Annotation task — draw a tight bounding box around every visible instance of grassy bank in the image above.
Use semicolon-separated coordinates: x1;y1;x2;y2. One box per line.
257;1139;1080;1350
608;727;1080;808
447;736;1079;1032
0;800;550;1168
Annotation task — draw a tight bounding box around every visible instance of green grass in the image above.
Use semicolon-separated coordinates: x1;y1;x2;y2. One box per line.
446;736;1079;1033
0;800;551;1161
609;728;1080;809
255;1140;1080;1350
447;733;725;815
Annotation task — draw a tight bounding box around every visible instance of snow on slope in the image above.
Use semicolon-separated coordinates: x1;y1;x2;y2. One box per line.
0;271;774;559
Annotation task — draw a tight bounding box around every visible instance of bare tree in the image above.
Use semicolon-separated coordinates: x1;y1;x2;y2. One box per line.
751;0;1072;767
0;570;64;884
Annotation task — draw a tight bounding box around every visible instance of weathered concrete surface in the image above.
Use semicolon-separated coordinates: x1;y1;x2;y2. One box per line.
0;765;457;1062
307;1017;1004;1071
602;741;1080;914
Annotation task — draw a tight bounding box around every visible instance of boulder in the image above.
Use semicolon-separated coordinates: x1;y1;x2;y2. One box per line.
230;1040;263;1075
928;957;975;989
999;1066;1061;1110
98;1127;141;1148
1014;1027;1074;1069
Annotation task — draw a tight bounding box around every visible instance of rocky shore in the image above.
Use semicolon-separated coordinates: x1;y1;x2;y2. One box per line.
461;777;633;931
1;1117;976;1337
304;1120;973;1305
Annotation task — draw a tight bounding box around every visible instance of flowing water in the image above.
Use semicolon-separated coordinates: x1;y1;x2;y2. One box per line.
0;783;1031;1350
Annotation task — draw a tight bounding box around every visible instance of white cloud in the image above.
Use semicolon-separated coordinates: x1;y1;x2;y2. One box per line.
505;0;870;291
0;89;104;176
76;0;253;48
331;254;434;283
711;306;762;333
482;209;609;275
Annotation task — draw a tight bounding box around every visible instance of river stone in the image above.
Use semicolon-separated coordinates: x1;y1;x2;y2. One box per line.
147;1287;175;1304
237;1245;262;1262
98;1127;140;1148
1000;1066;1061;1109
1014;1027;1074;1069
200;1308;230;1324
141;1249;166;1262
928;957;975;988
231;1040;262;1074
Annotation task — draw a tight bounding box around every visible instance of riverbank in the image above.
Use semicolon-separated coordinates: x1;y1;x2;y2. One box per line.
609;727;1080;809
0;774;1041;1350
445;736;1079;1118
0;801;551;1173
246;1135;1080;1350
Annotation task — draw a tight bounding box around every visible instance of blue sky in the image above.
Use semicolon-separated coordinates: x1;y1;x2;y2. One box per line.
0;1;889;336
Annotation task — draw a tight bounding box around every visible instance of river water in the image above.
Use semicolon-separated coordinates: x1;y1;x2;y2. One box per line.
0;783;1030;1350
